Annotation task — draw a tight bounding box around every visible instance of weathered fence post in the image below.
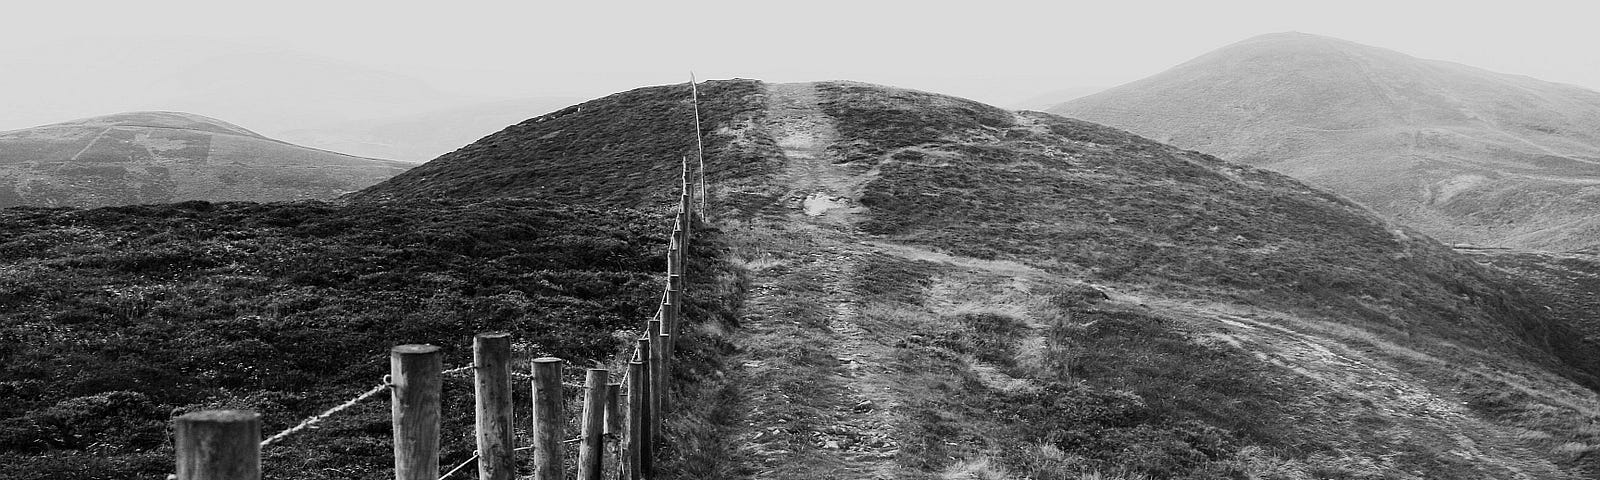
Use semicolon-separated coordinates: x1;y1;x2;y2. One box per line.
391;344;442;480
175;410;260;480
647;318;668;417
474;333;515;480
680;193;692;244
662;292;678;359
668;274;683;342
668;234;682;276
601;382;620;480
532;357;565;480
634;339;654;478
579;369;608;480
673;220;687;264
605;383;622;441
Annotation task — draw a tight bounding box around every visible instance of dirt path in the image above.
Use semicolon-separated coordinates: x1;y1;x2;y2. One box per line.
723;82;903;479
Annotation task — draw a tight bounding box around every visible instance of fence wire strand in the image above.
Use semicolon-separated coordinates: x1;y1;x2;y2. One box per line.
259;379;392;448
225;166;702;474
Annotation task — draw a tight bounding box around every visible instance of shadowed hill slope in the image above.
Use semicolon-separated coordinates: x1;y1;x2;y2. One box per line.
1051;32;1600;251
0;111;413;207
347;79;1600;477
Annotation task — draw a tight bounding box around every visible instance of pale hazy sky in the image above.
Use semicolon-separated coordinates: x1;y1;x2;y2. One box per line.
3;0;1597;131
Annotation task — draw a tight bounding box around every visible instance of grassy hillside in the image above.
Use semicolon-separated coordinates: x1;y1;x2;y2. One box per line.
692;80;1600;479
0;199;723;480
0;112;413;208
348;79;778;209
1051;32;1600;251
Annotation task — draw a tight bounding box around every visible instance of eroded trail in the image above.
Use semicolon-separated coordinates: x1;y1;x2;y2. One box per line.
723;83;902;479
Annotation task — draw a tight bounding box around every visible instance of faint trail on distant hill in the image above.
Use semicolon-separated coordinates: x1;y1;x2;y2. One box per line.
725;82;901;479
66;126;114;163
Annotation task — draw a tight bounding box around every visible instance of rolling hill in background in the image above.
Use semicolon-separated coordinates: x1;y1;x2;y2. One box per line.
1051;32;1600;251
0;39;510;135
276;97;580;162
0;111;413;207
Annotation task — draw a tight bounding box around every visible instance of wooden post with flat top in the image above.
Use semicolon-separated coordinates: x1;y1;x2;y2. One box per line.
633;340;654;478
175;410;260;480
579;369;608;480
532;357;565;480
668;274;683;338
391;344;442;480
605;383;622;438
647;318;668;418
605;383;622;478
474;333;515;480
662;292;677;359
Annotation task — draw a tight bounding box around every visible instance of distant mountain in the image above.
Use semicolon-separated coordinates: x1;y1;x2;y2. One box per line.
276;97;580;162
1052;32;1600;251
0;38;506;136
0;111;412;207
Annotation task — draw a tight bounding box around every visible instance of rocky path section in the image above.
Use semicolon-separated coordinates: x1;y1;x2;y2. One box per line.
722;82;902;479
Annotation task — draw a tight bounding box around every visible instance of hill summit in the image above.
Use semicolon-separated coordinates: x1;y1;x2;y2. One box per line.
0;111;413;207
1051;32;1600;251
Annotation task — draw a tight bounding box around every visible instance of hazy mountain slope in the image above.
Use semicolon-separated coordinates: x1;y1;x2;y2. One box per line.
276;97;581;162
0;112;413;207
0;39;503;135
349;80;1600;478
1051;32;1600;251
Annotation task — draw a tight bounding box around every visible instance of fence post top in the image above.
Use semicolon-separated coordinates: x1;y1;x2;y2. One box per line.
177;410;260;422
391;344;441;354
475;332;512;340
533;357;564;364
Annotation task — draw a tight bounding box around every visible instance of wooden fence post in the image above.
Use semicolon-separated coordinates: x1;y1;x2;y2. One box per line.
647;318;668;418
634;339;655;478
579;369;608;480
605;382;622;479
605;383;622;440
662;293;677;360
391;344;442;480
474;333;516;480
680;194;692;244
668;235;682;276
175;410;260;480
667;274;683;341
532;357;565;480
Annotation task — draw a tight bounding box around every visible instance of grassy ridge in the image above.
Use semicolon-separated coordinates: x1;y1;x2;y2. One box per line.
816;82;1600;477
820;82;1596;385
0;200;680;479
348;79;777;209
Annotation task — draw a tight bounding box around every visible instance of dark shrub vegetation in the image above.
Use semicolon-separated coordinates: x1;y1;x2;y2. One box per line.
0;199;688;479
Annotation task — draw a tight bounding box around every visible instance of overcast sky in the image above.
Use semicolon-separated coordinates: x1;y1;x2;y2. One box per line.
3;0;1597;131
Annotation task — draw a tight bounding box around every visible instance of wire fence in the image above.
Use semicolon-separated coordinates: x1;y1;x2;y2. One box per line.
169;77;713;480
